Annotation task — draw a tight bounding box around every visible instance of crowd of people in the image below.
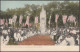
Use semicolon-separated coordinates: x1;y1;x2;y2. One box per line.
0;25;80;46
50;27;80;46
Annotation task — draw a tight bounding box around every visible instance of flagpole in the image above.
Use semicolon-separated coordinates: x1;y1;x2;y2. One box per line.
55;14;59;43
49;15;51;35
55;14;59;33
56;22;58;31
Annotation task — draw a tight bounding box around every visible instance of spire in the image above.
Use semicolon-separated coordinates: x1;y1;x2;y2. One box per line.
42;6;44;11
41;5;45;12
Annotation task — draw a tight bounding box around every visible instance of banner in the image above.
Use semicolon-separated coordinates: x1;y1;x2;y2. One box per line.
55;14;59;23
35;16;38;24
25;16;30;26
1;19;5;25
5;19;8;26
19;15;23;24
9;18;12;24
48;15;51;25
12;15;17;23
67;15;76;22
62;15;67;24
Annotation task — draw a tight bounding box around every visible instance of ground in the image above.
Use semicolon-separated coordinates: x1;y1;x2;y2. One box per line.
18;35;56;45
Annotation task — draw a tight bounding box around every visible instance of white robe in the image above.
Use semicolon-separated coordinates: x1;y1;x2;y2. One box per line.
1;35;9;45
58;35;63;43
4;36;9;45
50;31;56;40
2;30;8;34
14;33;18;41
17;33;21;41
76;35;79;45
58;39;67;46
1;36;4;45
65;37;75;45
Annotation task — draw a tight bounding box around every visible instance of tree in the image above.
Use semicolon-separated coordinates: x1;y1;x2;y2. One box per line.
1;1;79;27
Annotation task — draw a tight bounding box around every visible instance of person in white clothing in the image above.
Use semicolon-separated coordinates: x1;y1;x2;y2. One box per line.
57;35;64;44
1;35;9;45
57;39;68;46
65;35;75;46
1;35;4;45
50;30;57;40
14;33;18;42
17;33;21;42
3;35;9;45
76;35;79;45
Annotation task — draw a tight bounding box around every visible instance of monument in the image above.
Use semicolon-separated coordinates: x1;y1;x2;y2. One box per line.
40;6;46;34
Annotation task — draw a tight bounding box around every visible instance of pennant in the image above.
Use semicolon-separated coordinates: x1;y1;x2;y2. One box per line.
19;15;23;24
25;16;30;26
48;16;51;24
68;15;76;22
1;19;5;25
62;15;67;24
12;15;17;23
72;16;76;22
9;18;12;24
55;14;59;23
5;19;8;26
35;16;38;24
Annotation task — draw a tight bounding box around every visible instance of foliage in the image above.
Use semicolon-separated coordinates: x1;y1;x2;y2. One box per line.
0;1;79;27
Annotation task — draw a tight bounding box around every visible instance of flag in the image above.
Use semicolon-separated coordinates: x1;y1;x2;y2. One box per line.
1;19;5;25
68;15;76;22
19;15;23;24
14;16;17;22
55;14;59;23
25;16;30;26
62;15;67;24
9;18;12;24
0;19;5;25
72;16;76;22
67;15;72;22
48;15;51;24
35;16;38;24
5;19;8;26
12;15;17;23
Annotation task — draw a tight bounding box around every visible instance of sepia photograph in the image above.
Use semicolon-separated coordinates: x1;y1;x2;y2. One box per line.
0;0;80;51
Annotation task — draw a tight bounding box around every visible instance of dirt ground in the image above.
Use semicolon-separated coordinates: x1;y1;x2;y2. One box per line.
18;35;56;45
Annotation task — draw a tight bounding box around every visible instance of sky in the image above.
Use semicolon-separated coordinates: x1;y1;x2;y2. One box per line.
1;1;52;11
1;0;79;11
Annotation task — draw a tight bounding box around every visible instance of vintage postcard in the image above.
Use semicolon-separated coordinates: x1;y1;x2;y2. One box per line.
0;0;79;51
